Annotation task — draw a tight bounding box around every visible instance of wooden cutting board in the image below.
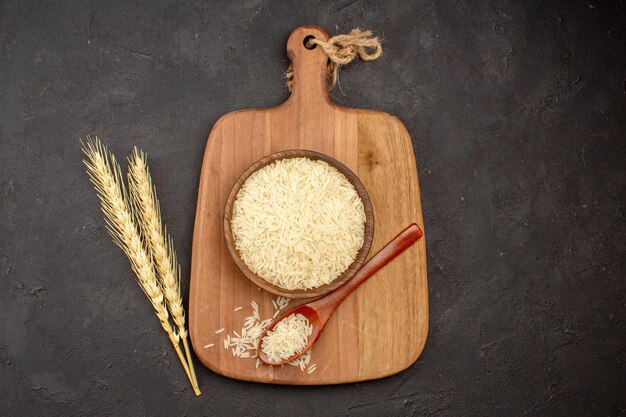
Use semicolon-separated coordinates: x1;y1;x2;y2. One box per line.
189;26;427;384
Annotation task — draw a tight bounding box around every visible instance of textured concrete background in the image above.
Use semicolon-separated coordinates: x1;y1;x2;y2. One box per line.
1;0;625;416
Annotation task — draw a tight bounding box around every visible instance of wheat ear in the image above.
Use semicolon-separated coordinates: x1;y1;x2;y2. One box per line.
127;148;199;391
81;137;200;396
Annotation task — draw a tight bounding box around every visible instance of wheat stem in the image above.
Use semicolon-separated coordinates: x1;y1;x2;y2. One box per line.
127;148;200;393
168;333;196;393
82;137;199;396
182;338;198;387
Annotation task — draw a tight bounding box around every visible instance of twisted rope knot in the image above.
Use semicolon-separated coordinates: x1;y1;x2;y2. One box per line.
286;29;382;92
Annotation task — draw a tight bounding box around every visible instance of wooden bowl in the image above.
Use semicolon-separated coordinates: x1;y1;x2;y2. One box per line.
223;149;375;299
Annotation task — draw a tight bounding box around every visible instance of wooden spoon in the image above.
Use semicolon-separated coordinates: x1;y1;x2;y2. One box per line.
257;223;424;366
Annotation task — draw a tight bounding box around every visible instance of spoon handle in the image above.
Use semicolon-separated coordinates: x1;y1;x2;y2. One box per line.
321;224;423;310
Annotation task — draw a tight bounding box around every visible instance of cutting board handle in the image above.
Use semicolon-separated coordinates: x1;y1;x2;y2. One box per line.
286;26;332;108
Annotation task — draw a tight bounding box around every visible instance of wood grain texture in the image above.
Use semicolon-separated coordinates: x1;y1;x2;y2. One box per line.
223;149;375;299
189;25;428;384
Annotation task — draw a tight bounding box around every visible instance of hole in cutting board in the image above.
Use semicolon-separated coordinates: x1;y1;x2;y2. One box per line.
303;35;317;50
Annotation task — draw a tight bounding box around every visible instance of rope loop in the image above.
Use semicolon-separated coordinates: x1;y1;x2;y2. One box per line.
285;29;382;91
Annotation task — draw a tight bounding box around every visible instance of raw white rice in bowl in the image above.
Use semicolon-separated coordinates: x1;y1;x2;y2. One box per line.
231;157;366;291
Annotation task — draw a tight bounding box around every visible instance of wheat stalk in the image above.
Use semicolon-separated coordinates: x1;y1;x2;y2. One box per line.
81;137;200;396
127;148;198;390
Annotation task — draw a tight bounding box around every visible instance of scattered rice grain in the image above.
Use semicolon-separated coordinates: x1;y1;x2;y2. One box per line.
214;297;314;373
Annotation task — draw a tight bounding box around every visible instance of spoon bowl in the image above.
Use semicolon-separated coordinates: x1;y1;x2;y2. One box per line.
257;223;423;366
256;305;323;366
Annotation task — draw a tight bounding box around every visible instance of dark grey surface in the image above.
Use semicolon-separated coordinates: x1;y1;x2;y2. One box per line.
1;1;625;416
